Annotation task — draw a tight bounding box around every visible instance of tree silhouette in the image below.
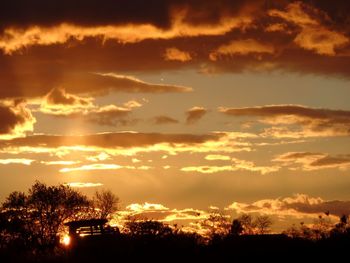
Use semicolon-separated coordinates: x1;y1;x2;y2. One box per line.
232;214;272;235
1;181;90;250
237;214;256;235
93;189;119;219
255;215;272;234
230;219;244;236
124;219;172;238
200;212;231;239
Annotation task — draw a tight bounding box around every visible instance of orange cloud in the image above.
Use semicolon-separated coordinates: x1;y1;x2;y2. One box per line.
45;87;93;107
210;39;275;61
265;23;290;33
0;8;252;55
40;87;94;116
294;26;348;56
268;2;349;56
0;132;253;165
164;47;192;62
39;88;145;126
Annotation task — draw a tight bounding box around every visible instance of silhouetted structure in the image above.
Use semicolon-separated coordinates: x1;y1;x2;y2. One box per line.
65;219;108;237
64;218;119;246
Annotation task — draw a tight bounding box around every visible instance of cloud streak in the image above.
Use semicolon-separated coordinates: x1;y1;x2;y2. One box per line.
181;157;279;175
64;182;103;188
220;104;350;138
274;152;350;171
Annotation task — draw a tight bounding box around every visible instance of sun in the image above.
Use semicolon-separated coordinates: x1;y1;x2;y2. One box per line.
62;235;71;246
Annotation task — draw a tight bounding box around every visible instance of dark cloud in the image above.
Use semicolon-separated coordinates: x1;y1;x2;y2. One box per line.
286;200;350;217
0;101;35;137
309;155;350;168
276;152;323;160
220;105;350;137
0;0;172;31
0;132;220;149
0;0;350;93
274;151;350;170
0;0;262;30
186;107;207;124
153;115;179;125
45;87;91;106
0;65;191;100
220;104;350;119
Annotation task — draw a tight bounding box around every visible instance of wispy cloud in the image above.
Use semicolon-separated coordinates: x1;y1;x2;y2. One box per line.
60;163;123;173
274;152;350;171
64;182;103;188
182;157;279;175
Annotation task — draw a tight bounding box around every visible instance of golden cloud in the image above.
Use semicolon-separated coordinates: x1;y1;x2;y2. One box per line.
227;193;350;220
164;47;192;62
0;158;34;165
0;132;254;169
205;154;231;161
181;157;279;174
59;163;123;173
64;182;103;188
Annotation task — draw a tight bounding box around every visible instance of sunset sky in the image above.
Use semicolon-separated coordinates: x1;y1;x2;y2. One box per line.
1;0;350;231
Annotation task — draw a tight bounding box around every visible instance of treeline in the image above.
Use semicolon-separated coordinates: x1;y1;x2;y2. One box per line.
1;182;350;262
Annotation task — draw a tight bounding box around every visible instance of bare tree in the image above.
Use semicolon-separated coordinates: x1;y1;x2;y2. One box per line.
312;215;332;240
94;189;119;219
255;215;272;234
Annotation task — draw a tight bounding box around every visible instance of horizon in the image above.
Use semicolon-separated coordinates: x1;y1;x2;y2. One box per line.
1;0;350;234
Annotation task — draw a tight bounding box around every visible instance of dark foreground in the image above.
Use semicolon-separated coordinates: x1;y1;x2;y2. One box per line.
2;233;350;263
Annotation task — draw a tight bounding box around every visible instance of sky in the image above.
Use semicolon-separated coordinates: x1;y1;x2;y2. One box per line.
1;0;350;232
